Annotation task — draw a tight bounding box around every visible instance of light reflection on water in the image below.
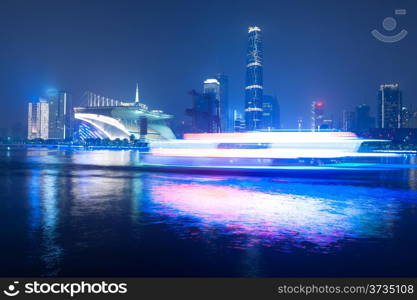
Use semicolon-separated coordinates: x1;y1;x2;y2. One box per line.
147;175;403;251
27;168;63;276
1;147;417;276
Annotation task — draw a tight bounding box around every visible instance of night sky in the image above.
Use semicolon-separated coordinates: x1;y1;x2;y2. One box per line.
0;0;416;130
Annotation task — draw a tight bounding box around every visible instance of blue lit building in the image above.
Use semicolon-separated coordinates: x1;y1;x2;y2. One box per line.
377;84;402;129
244;26;263;131
47;90;73;140
233;110;246;132
203;76;230;132
186;89;220;134
74;89;175;141
27;97;49;140
261;95;280;130
203;79;220;98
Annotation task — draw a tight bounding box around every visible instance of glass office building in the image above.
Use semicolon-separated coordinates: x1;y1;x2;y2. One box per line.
377;84;402;129
47;90;73;140
27;97;49;140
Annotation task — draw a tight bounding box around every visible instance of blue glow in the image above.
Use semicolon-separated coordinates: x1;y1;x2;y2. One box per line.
46;88;58;96
146;174;417;251
2;147;416;276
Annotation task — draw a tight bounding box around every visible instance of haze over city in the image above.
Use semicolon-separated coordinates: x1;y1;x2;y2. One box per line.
1;0;416;130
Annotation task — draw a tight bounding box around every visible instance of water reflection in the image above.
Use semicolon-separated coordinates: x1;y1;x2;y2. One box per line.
27;168;62;276
147;175;410;252
70;149;141;167
408;156;417;190
2;148;417;276
21;150;417;255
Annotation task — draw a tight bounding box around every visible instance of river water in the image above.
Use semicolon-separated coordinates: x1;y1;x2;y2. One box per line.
1;147;417;276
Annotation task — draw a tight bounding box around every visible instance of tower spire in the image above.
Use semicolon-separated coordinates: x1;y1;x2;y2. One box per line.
135;83;139;103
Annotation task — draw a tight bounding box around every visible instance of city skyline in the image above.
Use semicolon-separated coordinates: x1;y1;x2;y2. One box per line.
2;0;417;287
1;0;417;130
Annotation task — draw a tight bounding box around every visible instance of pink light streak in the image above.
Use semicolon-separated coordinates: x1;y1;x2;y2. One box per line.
150;182;384;249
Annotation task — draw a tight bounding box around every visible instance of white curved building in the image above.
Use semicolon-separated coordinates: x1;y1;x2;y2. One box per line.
74;89;175;141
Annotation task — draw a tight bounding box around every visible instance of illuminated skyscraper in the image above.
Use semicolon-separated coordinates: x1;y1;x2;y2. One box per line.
311;100;325;130
203;75;230;132
201;79;222;132
377;84;402;129
244;26;263;131
28;97;49;140
203;78;220;97
47;90;73;140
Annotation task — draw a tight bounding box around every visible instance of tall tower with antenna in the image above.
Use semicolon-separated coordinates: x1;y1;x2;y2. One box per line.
244;26;263;131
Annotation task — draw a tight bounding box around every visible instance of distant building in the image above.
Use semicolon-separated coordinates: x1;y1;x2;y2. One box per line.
216;73;230;132
203;78;220;96
409;110;417;128
202;79;220;132
401;106;417;128
233;110;246;132
321;119;334;129
377;84;402;129
401;106;410;128
261;95;280;130
186;90;220;133
311;100;325;130
203;76;231;132
28;97;49;140
341;105;374;133
355;104;374;131
342;110;355;131
297;118;303;130
47;90;73;140
244;26;263;131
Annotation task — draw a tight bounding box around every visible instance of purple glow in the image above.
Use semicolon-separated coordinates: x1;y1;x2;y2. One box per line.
150;180;394;250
